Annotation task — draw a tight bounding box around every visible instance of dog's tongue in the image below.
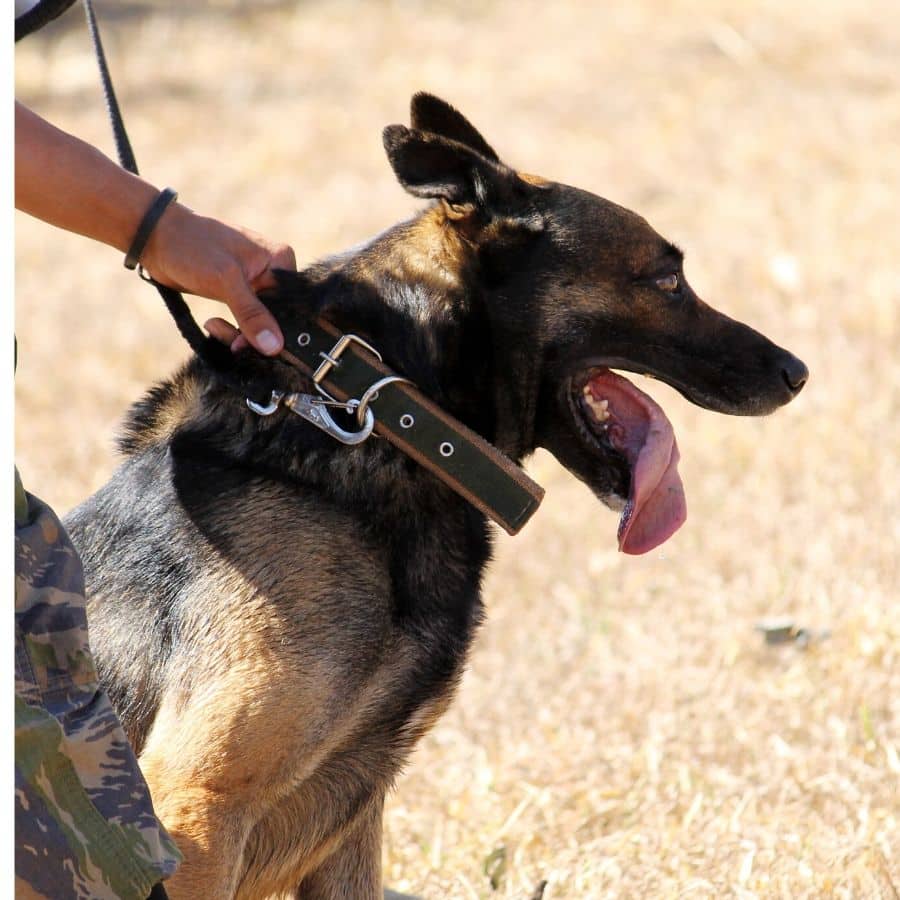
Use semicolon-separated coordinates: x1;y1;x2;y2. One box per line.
585;371;687;554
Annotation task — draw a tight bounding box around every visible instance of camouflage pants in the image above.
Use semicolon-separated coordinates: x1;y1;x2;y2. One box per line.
15;472;181;899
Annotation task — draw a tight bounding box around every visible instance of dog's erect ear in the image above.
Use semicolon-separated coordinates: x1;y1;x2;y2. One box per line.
383;123;544;234
383;124;538;222
383;125;497;205
409;92;499;163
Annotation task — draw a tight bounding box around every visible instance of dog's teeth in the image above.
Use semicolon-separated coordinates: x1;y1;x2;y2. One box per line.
584;395;610;422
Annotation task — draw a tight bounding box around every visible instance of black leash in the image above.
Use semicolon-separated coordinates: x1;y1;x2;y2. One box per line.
82;0;137;174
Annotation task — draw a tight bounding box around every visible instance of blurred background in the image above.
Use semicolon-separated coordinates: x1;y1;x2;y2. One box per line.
14;1;898;897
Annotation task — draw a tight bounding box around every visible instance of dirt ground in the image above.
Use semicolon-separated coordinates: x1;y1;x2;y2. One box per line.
14;1;898;897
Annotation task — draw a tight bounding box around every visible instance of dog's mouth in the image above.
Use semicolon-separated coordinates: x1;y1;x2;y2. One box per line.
571;368;687;554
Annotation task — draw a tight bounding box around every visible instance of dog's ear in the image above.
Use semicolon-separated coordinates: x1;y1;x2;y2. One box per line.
409;93;499;163
383;125;541;231
383;125;495;205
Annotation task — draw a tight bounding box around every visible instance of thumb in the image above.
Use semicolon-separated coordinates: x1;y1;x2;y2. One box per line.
227;279;283;356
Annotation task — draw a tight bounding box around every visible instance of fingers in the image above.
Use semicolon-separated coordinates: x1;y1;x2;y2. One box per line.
207;238;294;356
273;243;296;271
250;243;296;293
204;317;239;344
205;317;250;354
225;273;284;356
231;241;295;353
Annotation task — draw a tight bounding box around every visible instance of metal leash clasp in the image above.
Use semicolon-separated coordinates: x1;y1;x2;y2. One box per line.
246;390;375;445
284;394;375;445
246;391;285;417
244;333;415;446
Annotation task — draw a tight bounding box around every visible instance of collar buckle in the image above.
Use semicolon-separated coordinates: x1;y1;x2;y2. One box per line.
312;333;383;386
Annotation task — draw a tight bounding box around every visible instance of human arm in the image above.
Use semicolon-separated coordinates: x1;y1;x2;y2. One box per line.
14;101;294;355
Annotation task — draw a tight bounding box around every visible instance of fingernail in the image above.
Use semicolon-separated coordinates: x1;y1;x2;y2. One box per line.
255;329;281;355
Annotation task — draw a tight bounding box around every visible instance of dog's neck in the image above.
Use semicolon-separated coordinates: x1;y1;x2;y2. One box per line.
121;206;544;526
309;205;543;461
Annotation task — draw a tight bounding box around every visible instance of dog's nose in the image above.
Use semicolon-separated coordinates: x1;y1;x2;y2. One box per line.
781;354;809;394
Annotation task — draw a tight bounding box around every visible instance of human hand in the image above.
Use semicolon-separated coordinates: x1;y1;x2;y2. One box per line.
141;203;295;356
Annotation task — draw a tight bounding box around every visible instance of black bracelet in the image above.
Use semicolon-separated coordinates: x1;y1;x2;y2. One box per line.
124;187;178;270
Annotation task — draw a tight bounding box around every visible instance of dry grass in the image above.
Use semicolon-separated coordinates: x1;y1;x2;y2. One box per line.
14;1;899;897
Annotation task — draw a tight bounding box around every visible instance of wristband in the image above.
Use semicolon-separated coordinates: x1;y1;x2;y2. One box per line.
124;187;178;270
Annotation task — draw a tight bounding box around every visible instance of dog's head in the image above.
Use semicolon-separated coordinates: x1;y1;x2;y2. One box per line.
384;94;808;553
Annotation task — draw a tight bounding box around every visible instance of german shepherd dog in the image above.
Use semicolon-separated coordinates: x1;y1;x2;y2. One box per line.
66;94;807;898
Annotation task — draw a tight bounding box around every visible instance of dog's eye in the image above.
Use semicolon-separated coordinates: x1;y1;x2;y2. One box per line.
656;274;680;293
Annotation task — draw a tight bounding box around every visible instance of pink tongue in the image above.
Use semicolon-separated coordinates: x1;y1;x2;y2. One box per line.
585;371;687;554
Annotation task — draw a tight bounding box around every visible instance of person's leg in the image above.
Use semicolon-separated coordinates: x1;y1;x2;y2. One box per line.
15;479;181;899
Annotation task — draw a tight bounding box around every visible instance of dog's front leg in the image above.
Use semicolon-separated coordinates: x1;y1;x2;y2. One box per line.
150;790;249;899
139;749;253;900
136;694;265;900
295;796;384;900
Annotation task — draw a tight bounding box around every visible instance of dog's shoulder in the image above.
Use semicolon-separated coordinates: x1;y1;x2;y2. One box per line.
117;361;207;457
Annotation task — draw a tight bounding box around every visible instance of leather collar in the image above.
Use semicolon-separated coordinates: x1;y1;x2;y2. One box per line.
256;317;545;535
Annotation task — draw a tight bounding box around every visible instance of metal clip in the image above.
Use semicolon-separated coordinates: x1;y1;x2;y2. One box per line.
246;391;285;416
355;375;414;426
284;393;375;445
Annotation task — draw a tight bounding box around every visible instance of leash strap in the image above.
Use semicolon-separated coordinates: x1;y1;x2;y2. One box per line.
82;0;138;174
277;319;545;535
84;0;544;533
82;1;227;358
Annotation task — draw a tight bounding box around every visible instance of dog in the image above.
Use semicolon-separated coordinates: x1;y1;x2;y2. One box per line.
65;93;807;899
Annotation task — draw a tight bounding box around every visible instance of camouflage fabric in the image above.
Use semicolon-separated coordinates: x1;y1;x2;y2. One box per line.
15;477;182;899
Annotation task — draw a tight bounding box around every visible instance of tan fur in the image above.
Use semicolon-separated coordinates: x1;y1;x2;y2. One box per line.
125;377;202;453
117;485;439;898
349;205;470;296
